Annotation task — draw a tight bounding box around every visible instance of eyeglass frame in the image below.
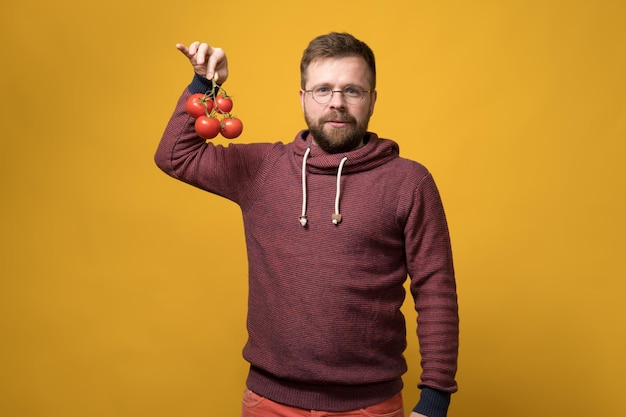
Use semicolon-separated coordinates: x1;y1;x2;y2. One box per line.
303;85;372;105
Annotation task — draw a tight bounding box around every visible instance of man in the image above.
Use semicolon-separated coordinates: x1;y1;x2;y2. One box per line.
155;32;459;417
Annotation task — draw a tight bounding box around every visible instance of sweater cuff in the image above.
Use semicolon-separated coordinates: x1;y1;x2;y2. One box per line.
188;73;221;95
412;387;451;417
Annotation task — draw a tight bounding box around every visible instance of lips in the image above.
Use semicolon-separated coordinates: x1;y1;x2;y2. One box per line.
326;120;349;128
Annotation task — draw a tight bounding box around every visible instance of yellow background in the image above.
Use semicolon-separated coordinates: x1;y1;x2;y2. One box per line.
1;1;625;416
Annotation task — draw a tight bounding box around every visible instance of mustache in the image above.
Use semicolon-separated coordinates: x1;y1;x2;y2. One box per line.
321;111;356;123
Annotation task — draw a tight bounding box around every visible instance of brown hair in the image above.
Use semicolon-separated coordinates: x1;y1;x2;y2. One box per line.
300;32;376;90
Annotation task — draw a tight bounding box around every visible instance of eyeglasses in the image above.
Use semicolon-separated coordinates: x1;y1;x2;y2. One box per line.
304;86;371;105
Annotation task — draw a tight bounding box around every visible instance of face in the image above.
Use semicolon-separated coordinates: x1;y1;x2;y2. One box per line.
300;56;377;154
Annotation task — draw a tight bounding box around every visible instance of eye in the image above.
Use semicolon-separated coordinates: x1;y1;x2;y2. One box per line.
343;86;363;97
314;86;331;96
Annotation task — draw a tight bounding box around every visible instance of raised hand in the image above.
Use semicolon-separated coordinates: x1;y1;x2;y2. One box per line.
175;41;229;84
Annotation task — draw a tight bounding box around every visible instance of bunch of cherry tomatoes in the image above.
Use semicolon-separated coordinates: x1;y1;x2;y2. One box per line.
185;85;243;139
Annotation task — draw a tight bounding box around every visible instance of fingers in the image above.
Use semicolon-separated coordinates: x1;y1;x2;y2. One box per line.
205;47;227;83
196;43;213;65
175;41;228;83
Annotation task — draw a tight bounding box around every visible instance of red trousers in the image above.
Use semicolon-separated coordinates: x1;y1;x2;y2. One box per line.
241;389;404;417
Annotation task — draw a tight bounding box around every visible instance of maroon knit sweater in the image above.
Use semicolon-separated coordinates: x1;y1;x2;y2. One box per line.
155;80;458;416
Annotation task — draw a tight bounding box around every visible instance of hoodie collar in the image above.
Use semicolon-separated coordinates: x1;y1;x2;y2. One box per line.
293;130;399;227
293;130;399;173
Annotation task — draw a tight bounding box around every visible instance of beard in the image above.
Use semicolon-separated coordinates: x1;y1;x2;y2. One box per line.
304;109;370;154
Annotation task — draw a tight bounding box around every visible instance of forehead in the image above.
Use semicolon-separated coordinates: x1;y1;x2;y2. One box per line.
304;56;372;87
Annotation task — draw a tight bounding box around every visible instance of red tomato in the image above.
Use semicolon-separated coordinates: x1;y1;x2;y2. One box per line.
186;93;214;118
220;117;243;139
215;94;233;113
194;116;221;139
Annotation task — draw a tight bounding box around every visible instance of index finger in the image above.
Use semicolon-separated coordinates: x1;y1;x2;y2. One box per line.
175;42;201;59
175;43;190;56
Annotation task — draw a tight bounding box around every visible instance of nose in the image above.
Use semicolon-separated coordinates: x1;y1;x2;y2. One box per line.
328;90;347;108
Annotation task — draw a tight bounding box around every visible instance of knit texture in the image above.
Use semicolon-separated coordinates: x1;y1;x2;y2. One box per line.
155;79;459;414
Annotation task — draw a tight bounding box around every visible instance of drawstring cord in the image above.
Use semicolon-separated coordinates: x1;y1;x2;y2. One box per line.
298;149;347;227
332;157;348;225
299;147;311;227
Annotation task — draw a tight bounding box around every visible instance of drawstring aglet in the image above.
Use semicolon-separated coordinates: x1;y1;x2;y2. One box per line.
331;214;342;225
299;215;308;227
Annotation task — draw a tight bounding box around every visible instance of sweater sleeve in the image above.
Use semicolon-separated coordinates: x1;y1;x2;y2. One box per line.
405;171;459;416
154;76;271;203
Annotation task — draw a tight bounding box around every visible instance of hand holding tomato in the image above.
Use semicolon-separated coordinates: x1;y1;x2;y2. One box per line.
178;42;242;140
176;41;228;83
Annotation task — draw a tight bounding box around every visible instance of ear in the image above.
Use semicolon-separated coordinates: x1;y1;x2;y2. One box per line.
299;89;306;111
368;90;378;117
